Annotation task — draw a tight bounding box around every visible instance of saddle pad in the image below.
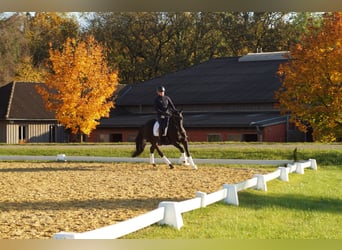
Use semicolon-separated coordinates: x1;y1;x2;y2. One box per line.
153;121;159;136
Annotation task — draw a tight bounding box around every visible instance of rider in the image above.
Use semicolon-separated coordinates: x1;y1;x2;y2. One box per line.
154;85;177;141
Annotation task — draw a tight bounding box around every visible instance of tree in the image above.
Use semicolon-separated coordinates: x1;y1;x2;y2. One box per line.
275;12;342;142
27;12;80;68
0;12;81;85
87;12;177;84
15;55;47;82
0;13;31;85
37;36;119;141
85;12;303;85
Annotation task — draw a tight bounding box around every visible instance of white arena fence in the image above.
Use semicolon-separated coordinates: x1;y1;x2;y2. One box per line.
53;159;317;239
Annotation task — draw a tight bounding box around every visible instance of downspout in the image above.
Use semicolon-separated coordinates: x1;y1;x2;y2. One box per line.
255;125;263;142
250;122;263;142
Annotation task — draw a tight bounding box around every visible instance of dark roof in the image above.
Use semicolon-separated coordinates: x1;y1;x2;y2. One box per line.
0;82;55;120
116;56;287;106
0;83;12;118
99;110;286;128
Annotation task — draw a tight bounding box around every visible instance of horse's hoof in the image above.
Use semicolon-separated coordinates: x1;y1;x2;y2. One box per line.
169;164;174;169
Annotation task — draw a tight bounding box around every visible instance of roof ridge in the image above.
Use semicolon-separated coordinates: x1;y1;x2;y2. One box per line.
238;51;290;62
5;81;16;119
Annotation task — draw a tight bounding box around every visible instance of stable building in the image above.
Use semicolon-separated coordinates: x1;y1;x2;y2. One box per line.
0;81;66;143
90;52;306;143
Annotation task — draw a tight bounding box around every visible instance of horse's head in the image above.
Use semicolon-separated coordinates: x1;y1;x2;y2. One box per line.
171;109;183;123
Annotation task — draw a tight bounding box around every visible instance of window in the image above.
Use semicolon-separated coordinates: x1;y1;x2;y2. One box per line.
99;134;110;142
227;134;242;141
49;125;57;142
98;133;123;142
207;134;222;142
18;125;27;143
242;134;258;142
127;134;137;142
110;133;123;142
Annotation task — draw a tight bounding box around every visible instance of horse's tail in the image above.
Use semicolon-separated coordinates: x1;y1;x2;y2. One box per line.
132;129;146;157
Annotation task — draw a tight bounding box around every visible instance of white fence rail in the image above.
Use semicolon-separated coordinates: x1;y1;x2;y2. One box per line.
53;159;317;239
54;207;165;239
178;197;202;213
235;177;258;191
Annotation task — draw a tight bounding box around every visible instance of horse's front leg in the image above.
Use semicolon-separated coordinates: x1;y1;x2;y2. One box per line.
181;140;197;170
154;142;174;169
172;142;190;166
179;152;190;166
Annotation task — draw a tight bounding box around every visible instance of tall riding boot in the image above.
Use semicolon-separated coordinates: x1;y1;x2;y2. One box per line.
159;127;165;144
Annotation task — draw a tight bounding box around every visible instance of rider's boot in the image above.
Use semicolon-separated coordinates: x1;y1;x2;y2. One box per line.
159;127;165;145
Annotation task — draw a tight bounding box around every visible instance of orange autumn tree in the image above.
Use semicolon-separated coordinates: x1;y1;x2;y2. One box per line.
275;12;342;142
37;36;119;141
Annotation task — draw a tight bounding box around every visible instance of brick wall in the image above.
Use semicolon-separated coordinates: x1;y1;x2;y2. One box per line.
262;123;286;142
89;124;287;143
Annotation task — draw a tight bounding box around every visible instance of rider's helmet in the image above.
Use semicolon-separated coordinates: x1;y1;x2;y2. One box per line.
157;86;165;92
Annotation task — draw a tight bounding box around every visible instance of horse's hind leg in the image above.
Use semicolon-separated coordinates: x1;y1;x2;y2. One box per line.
150;142;174;169
154;142;174;169
150;144;156;167
162;154;174;169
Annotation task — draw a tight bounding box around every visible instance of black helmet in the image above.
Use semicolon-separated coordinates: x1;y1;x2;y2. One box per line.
157;86;165;92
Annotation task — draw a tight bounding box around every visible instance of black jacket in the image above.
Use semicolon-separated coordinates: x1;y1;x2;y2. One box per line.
154;95;176;117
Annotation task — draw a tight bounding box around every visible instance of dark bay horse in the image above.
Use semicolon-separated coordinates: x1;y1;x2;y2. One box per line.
132;110;197;170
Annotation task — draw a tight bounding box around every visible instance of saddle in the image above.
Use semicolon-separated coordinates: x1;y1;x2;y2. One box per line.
153;121;170;144
153;121;160;137
153;121;168;137
153;120;185;143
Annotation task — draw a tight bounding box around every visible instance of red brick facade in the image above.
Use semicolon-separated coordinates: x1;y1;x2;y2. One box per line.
262;123;286;142
88;123;287;143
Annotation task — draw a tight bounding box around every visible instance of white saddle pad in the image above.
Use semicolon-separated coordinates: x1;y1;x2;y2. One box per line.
153;121;159;136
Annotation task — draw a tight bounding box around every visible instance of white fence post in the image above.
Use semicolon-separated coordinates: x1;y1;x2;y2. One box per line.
310;159;318;170
255;174;267;191
196;191;207;208
158;201;183;230
278;166;289;181
223;184;239;206
295;162;305;174
287;163;297;173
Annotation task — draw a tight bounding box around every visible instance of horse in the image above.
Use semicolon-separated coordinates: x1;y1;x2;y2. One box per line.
132;110;197;170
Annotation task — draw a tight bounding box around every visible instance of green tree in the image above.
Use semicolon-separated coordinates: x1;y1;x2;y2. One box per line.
0;13;30;84
276;12;342;142
27;12;80;68
86;12;305;85
15;55;48;82
87;12;177;84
